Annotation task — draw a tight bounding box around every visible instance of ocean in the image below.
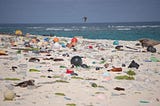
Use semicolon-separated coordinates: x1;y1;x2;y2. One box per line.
0;22;160;41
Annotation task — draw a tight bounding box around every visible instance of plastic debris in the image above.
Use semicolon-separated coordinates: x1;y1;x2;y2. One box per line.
147;46;156;53
114;87;125;91
71;56;82;66
128;60;139;69
140;100;150;103
81;64;89;68
109;67;122;72
53;58;64;61
66;69;74;74
150;57;160;62
113;40;119;45
64;96;72;100
29;57;40;62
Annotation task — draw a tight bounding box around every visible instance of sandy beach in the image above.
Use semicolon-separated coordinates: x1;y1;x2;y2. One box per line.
0;34;160;106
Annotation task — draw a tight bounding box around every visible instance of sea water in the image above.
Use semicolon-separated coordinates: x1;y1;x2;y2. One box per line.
0;22;160;41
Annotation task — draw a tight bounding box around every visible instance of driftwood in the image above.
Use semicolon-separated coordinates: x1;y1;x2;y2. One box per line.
0;50;8;55
139;38;160;47
14;80;35;87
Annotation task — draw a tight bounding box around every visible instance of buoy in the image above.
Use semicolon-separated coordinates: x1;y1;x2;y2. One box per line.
71;37;78;43
113;40;119;45
15;30;22;35
71;56;82;66
53;37;59;43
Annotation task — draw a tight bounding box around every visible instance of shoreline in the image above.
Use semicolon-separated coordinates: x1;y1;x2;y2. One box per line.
1;21;160;41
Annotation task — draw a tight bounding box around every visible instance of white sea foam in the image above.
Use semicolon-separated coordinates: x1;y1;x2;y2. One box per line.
27;27;43;29
117;28;131;30
64;28;73;31
82;26;87;29
46;27;63;31
135;25;160;28
46;27;80;31
113;25;160;29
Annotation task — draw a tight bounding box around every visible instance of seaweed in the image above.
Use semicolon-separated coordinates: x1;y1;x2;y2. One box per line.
115;70;136;80
55;80;69;83
4;78;21;81
29;69;40;72
66;103;76;106
71;76;84;80
60;66;67;68
91;83;97;88
85;78;97;80
55;93;65;96
115;75;135;80
99;60;106;64
98;85;105;88
52;75;61;78
16;50;21;54
40;75;46;78
95;92;104;94
28;48;40;51
127;70;136;76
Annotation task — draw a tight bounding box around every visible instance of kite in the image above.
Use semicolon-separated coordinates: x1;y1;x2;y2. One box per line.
83;16;87;22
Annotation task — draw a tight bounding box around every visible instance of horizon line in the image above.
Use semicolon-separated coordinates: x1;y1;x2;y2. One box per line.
0;21;160;24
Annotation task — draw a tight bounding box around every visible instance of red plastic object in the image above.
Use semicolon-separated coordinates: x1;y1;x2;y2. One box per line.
88;46;93;49
66;69;73;74
71;38;78;43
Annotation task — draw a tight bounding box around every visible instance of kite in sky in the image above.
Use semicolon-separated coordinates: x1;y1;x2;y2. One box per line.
83;16;87;22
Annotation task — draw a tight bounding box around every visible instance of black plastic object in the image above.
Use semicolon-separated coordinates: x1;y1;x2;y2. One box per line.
147;46;156;53
81;64;89;68
71;56;82;66
128;60;139;69
29;57;40;62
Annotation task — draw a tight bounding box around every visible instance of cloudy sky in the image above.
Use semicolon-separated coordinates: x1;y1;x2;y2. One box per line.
0;0;160;23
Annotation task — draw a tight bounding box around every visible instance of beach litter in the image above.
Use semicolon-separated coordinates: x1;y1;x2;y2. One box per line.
13;80;35;87
150;57;160;62
109;67;122;72
0;35;160;106
29;57;40;62
128;60;139;69
147;45;156;53
139;100;150;103
0;50;8;55
114;87;125;91
70;56;82;66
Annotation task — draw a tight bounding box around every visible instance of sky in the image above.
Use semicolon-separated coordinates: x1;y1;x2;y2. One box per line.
0;0;160;23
